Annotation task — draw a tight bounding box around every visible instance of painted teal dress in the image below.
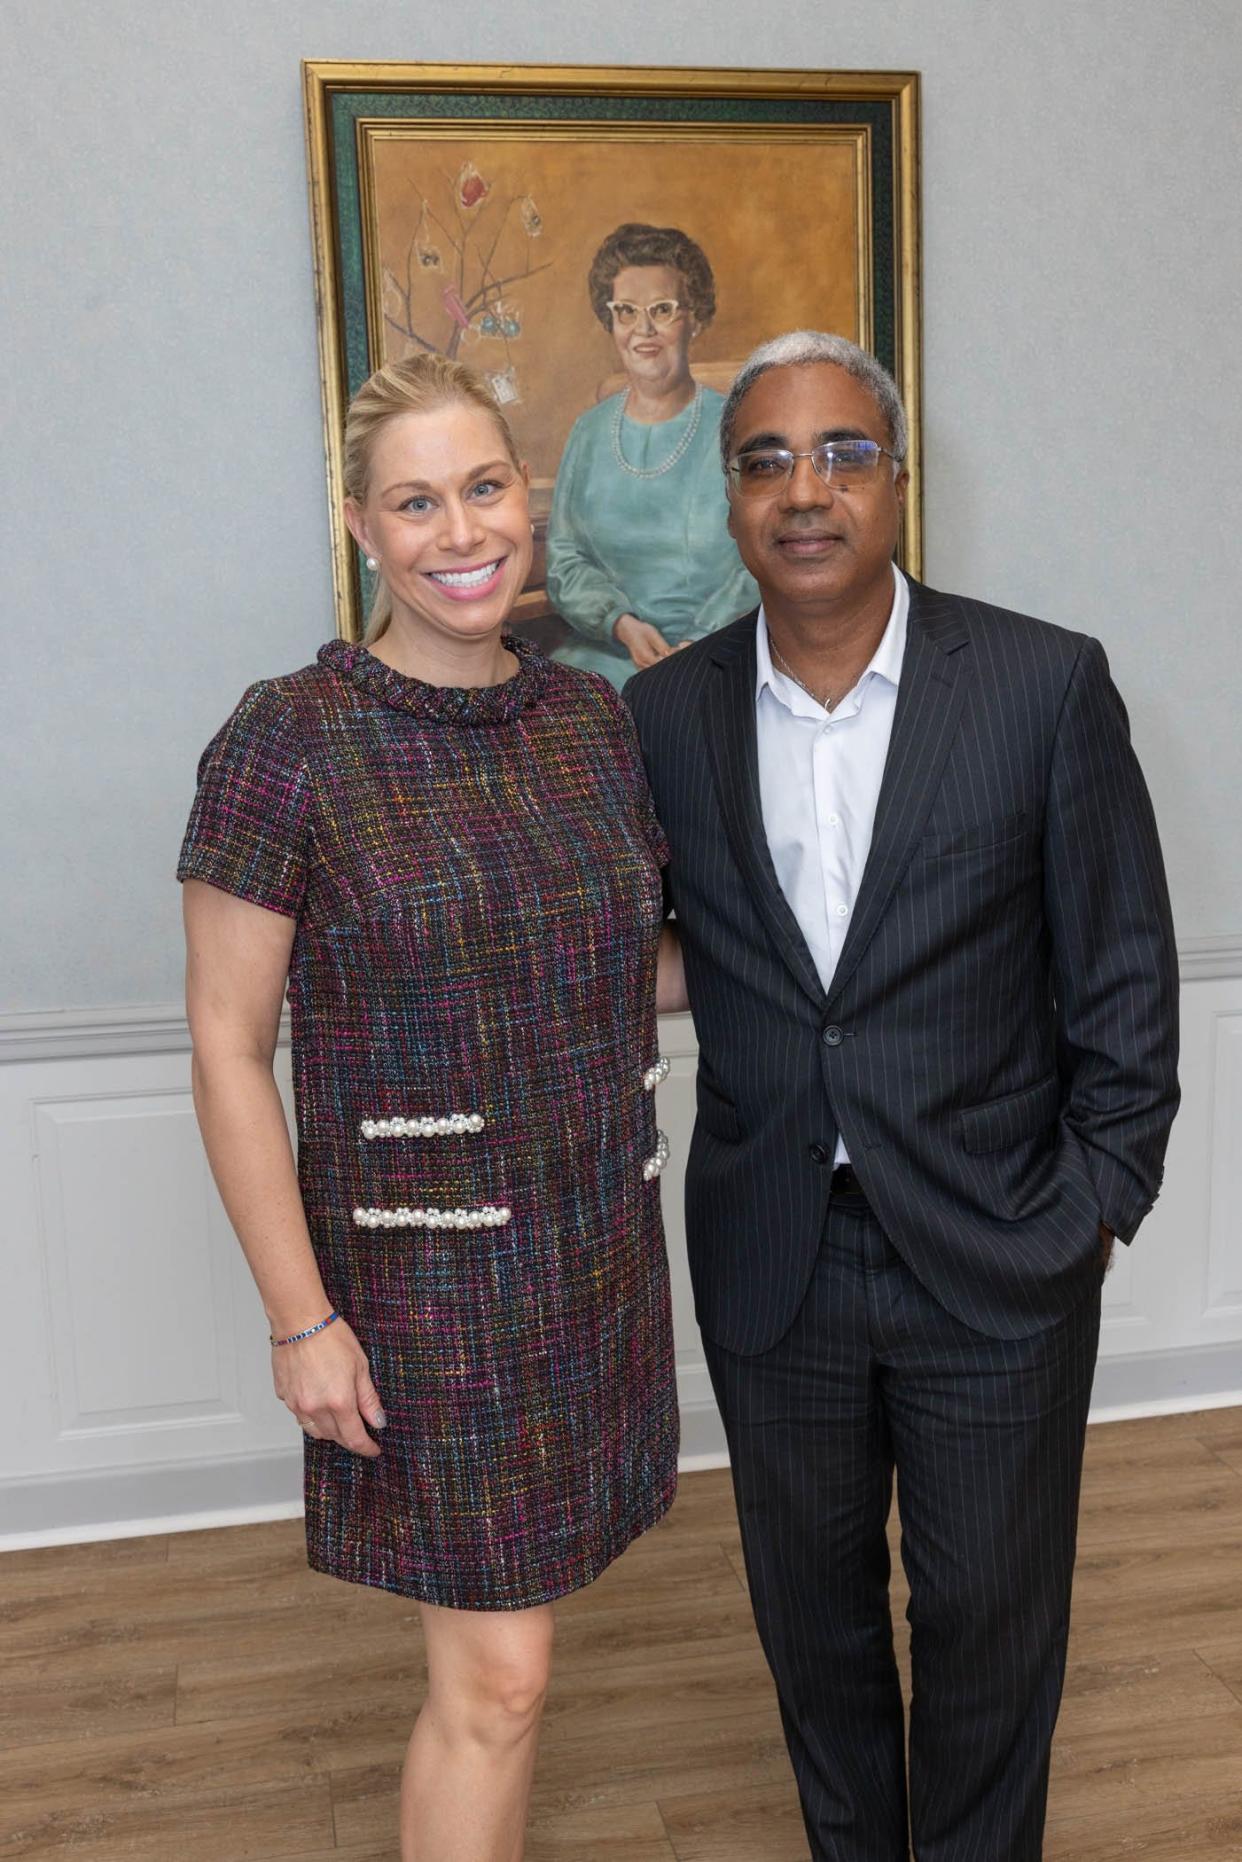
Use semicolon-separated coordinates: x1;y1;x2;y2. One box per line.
547;386;759;690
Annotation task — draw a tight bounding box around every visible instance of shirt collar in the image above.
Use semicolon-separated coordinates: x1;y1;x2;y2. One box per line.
755;564;909;714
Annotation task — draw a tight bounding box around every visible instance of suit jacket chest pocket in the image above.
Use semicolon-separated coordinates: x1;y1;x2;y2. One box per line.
920;811;1033;859
917;811;1039;913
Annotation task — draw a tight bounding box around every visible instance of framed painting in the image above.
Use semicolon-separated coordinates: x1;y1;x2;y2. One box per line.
303;62;921;675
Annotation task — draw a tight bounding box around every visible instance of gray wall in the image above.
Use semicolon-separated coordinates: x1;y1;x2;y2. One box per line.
3;0;1239;1012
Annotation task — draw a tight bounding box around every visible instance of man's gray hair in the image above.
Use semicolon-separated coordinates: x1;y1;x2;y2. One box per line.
719;331;909;470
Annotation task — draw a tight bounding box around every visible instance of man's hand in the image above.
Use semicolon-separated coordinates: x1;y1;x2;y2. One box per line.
614;614;673;670
1099;1222;1116;1276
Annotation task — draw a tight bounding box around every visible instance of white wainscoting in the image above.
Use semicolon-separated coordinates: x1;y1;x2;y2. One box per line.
1;939;1239;1547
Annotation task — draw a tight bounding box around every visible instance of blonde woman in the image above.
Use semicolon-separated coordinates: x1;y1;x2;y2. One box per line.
180;354;685;1860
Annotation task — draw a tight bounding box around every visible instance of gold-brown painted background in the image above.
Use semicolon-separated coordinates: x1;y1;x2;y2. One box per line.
368;130;865;489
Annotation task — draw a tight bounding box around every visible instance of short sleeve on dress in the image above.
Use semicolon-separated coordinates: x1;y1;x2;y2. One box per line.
177;681;310;918
581;671;670;870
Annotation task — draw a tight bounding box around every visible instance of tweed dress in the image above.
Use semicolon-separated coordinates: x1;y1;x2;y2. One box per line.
178;635;679;1608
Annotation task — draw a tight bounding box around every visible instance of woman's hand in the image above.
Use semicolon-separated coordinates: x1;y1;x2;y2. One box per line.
614;613;674;670
271;1317;387;1457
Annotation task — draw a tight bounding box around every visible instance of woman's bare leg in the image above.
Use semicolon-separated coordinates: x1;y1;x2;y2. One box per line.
400;1600;554;1862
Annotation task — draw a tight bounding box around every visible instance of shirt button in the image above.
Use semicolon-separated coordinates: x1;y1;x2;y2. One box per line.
835;903;849;917
827;814;840;827
809;1142;830;1165
822;1025;844;1048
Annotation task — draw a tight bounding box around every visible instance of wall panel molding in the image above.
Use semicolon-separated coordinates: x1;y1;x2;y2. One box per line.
0;1004;195;1064
0;1003;292;1064
32;1090;241;1435
1179;935;1242;984
4;938;1239;1063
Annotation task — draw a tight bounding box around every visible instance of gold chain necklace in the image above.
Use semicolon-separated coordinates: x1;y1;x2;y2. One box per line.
769;639;839;713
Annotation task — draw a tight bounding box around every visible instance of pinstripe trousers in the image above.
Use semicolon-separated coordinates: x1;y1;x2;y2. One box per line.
705;1183;1101;1862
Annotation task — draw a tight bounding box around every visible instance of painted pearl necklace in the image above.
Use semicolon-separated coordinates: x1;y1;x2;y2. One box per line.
611;384;704;480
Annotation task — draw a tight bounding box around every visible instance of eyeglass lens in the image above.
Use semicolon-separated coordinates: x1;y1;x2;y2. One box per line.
732;441;883;495
608;300;681;328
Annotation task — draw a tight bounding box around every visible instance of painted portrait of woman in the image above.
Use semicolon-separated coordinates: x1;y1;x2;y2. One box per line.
546;224;759;688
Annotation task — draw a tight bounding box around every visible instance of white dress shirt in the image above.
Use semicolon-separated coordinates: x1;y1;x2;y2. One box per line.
755;565;909;1163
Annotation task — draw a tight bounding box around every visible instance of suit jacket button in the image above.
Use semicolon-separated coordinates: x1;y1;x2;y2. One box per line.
809;1142;830;1165
822;1024;844;1047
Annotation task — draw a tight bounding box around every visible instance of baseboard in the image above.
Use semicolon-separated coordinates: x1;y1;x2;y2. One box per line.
1088;1340;1242;1420
0;1416;733;1552
4;1359;1238;1552
0;1448;304;1551
678;1398;729;1467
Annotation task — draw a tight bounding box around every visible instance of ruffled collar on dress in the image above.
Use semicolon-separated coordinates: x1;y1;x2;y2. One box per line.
318;632;550;727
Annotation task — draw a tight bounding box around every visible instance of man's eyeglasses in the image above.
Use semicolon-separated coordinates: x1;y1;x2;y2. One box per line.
606;298;684;330
726;439;900;498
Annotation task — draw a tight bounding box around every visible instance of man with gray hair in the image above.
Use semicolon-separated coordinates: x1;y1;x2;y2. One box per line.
624;332;1178;1859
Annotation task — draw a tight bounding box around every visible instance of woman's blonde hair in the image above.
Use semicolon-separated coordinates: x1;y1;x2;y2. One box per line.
343;353;522;644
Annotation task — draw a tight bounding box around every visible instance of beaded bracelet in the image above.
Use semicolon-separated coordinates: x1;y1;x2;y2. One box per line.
270;1311;340;1347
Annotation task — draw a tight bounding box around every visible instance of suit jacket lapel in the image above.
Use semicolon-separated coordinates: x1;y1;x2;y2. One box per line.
824;582;972;1011
703;618;827;1009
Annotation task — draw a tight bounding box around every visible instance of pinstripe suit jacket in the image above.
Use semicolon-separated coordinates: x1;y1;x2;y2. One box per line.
624;580;1180;1353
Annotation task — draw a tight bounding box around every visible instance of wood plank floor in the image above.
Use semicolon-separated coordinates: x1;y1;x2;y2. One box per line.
3;1407;1242;1859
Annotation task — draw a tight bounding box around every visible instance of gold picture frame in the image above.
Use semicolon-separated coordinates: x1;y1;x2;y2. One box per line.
303;61;922;645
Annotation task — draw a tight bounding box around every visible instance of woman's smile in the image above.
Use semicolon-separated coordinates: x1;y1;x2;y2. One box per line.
424;557;509;599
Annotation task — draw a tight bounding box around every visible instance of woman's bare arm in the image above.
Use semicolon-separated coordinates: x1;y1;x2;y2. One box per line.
183;879;384;1455
656;920;689;1016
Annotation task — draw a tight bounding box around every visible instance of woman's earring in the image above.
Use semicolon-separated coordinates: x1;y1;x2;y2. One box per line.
365;556;378;571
